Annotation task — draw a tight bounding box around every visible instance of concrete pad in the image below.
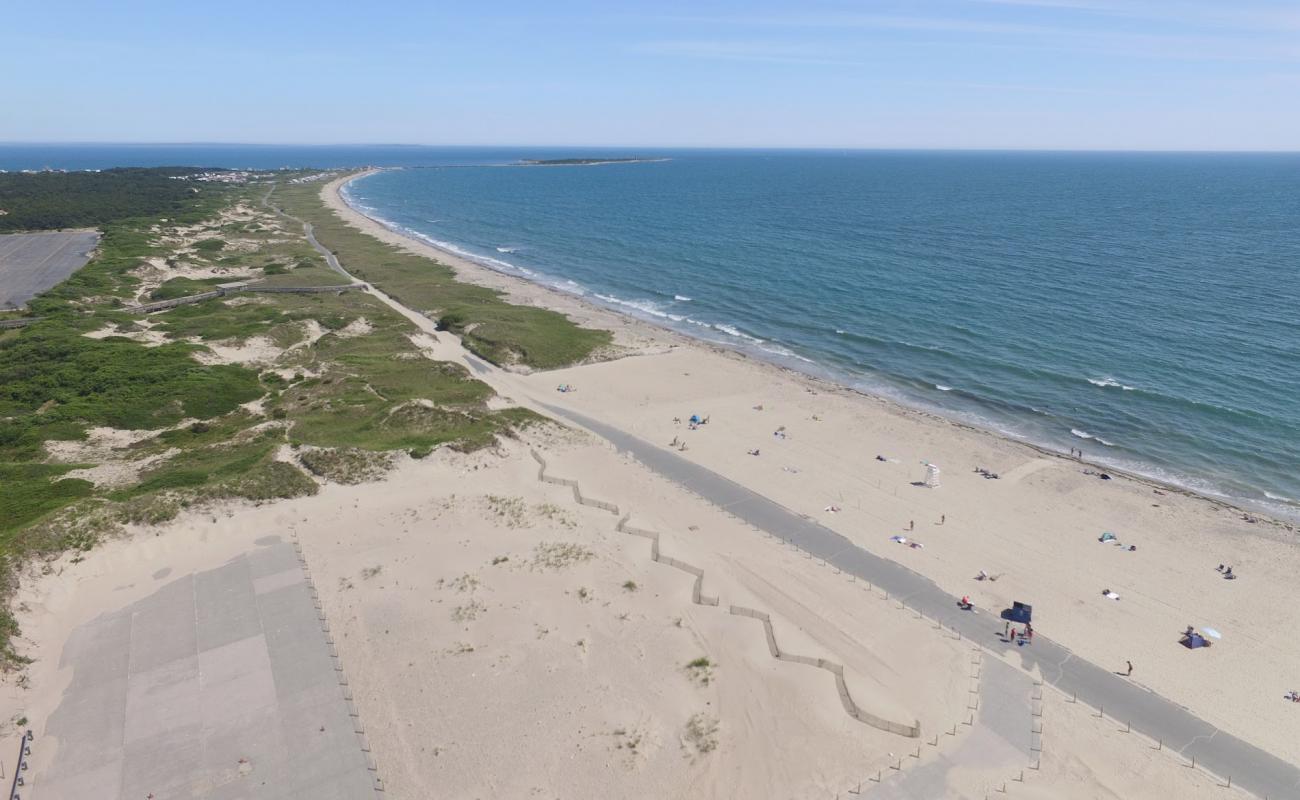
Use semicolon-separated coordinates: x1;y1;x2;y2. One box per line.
195;558;263;651
42;675;128;771
252;568;304;596
37;760;123;800
193;706;289;796
123;655;201;744
58;609;131;684
128;574;198;673
247;543;301;579
199;638;277;725
35;542;375;798
120;722;206;799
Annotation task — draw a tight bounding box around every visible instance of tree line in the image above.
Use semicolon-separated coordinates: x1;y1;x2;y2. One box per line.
0;167;220;231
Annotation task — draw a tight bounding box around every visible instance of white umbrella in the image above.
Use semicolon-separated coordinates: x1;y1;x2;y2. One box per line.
1202;627;1222;640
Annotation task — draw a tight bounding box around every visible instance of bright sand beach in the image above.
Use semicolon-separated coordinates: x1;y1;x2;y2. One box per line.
322;173;1300;777
0;169;1292;799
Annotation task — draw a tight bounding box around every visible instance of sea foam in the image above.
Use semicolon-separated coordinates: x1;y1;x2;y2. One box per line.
1087;376;1136;391
1071;429;1116;446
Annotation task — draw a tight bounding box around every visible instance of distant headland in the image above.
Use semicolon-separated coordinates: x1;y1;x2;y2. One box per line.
516;157;669;166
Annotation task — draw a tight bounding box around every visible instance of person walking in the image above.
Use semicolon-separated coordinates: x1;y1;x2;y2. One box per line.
1126;660;1133;677
909;520;915;531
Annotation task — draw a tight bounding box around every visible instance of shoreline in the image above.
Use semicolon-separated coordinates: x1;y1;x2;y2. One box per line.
9;166;1292;798
330;169;1296;534
321;168;1300;767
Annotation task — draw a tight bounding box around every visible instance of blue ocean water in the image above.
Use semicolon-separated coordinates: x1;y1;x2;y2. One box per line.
342;152;1300;518
3;145;1296;517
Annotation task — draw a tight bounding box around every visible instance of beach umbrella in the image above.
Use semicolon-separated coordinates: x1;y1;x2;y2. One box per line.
1202;627;1222;640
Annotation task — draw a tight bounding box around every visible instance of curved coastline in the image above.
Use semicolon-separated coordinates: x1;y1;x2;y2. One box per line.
332;168;1298;529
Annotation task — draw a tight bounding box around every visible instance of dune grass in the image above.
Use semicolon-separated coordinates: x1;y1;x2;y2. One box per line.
0;173;559;668
274;181;612;369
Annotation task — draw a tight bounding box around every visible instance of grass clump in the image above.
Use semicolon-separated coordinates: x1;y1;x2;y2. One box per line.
684;713;719;755
451;600;487;623
532;541;594;570
148;277;224;301
298;447;393;484
193;238;226;253
0;464;95;538
485;495;527;527
209;460;317;503
684;656;716;686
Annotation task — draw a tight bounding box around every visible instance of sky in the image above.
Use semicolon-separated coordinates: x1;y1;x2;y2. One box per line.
3;0;1299;150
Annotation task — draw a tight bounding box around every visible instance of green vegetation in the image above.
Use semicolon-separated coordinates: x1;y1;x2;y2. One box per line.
0;464;95;537
684;713;719;754
298;447;394;484
149;276;224;300
0;169;609;670
0;168;220;232
685;655;715;686
274;182;612;369
192;238;225;252
0;327;263;460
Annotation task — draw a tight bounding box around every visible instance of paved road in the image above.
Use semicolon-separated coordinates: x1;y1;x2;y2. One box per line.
873;657;1032;799
37;538;376;799
0;230;99;308
262;187;359;285
293;175;1297;797
540;403;1300;800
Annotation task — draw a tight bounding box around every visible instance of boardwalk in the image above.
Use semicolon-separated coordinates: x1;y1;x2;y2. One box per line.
0;230;99;308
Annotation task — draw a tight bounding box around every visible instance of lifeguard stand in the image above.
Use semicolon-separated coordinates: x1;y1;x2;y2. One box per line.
924;463;940;488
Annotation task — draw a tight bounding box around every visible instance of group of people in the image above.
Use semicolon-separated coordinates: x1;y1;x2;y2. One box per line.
555;383;577;393
973;466;1001;480
1004;621;1033;645
1216;564;1237;580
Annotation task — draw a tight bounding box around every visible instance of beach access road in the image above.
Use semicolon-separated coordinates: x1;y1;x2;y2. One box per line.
0;230;99;309
288;184;1299;799
536;402;1300;800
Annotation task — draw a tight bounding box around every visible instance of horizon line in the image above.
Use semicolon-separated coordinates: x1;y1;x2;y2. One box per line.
2;141;1300;155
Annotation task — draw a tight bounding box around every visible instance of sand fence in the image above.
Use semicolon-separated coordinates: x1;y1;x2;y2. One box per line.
529;448;920;740
288;529;386;795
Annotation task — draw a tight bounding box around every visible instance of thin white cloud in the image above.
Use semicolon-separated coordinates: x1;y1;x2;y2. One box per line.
632;40;868;67
644;6;1300;65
